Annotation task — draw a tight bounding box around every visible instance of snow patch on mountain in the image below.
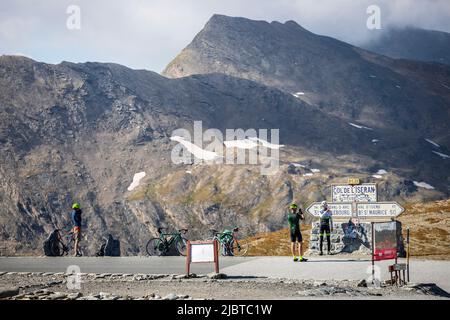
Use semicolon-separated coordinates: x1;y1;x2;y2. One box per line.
170;136;222;161
127;172;146;191
425;139;440;148
413;181;435;190
248;137;284;149
292;92;305;98
224;139;257;149
432;151;449;159
290;163;306;168
349;123;373;130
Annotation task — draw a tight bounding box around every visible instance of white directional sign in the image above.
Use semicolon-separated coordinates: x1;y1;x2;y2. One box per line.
357;202;404;217
306;202;352;217
331;184;377;203
306;201;405;219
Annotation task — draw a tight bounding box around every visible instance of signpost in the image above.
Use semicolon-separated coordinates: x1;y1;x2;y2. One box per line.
357;202;404;217
186;240;219;276
306;201;404;219
331;183;377;203
307;179;408;285
306;202;352;217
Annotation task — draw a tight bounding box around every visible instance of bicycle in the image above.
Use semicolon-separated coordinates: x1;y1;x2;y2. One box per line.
53;227;82;256
207;227;249;256
146;227;188;256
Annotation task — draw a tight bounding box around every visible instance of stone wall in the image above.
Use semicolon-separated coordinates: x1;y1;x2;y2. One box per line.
307;221;405;256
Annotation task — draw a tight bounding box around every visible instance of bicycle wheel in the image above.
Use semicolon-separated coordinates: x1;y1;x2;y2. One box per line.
52;239;66;256
175;237;188;256
232;238;249;256
146;238;167;256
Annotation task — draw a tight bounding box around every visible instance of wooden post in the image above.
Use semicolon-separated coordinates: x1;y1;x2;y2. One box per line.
371;222;375;285
185;240;191;276
214;240;219;273
406;228;410;282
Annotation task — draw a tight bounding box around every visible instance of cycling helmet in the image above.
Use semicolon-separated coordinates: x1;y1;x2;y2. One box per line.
321;201;328;209
289;203;298;209
72;203;81;209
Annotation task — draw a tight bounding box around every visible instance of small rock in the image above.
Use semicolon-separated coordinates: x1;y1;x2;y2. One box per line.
99;292;111;297
174;274;188;280
357;279;368;287
163;293;178;300
0;272;7;276
34;289;51;296
67;292;82;300
313;281;327;287
0;287;20;298
48;292;67;300
207;272;227;279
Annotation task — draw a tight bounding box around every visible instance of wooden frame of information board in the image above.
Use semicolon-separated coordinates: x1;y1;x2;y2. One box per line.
186;240;219;276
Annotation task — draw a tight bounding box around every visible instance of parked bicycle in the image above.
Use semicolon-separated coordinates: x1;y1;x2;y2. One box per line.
53;227;82;256
146;227;188;256
207;227;249;256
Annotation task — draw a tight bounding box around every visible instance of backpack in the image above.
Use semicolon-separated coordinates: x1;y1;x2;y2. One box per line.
43;230;60;256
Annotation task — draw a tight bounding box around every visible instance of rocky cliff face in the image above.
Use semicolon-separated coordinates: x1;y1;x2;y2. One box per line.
1;15;449;256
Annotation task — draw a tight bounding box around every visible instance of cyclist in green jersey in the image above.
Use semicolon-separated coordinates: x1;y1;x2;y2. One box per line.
287;203;308;262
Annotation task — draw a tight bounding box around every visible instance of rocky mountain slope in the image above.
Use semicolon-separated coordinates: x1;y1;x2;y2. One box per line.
361;27;450;65
0;55;387;255
1;15;449;256
163;15;450;147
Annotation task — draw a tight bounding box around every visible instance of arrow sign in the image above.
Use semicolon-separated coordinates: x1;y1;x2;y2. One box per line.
357;202;404;217
306;202;352;217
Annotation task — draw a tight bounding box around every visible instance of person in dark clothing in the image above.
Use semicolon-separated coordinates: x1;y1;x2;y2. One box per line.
319;201;333;255
287;203;308;262
70;203;82;257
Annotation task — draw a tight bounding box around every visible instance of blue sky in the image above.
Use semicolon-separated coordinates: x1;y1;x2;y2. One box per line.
1;0;449;73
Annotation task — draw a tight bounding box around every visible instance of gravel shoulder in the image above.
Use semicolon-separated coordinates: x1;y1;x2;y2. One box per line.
0;272;449;300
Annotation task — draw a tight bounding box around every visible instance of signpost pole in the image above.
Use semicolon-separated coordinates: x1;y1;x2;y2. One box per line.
214;240;219;273
406;228;410;283
186;241;191;276
371;222;375;285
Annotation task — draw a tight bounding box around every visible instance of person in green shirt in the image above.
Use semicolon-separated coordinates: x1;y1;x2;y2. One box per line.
287;203;308;262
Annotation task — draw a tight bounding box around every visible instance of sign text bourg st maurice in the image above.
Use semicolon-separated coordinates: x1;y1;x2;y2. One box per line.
306;181;405;219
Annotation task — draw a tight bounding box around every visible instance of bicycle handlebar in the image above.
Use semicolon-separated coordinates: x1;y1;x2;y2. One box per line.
157;227;188;234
